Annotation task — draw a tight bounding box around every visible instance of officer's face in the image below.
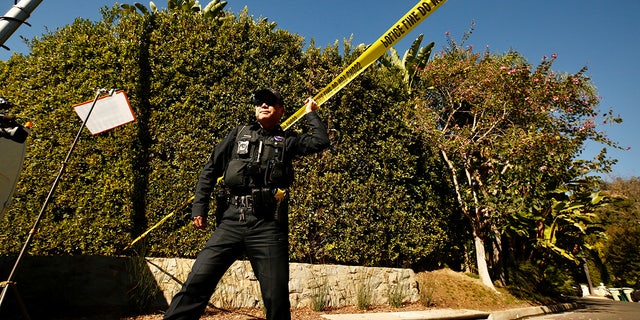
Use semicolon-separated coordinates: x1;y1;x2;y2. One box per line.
255;100;284;130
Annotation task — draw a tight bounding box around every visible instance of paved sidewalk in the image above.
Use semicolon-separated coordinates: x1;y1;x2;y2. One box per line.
321;303;579;320
321;308;489;319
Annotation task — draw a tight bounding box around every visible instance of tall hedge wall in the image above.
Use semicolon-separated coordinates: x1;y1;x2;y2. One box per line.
0;6;462;269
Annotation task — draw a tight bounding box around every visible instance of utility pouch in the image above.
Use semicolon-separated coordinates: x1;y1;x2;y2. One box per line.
266;159;284;183
263;137;285;185
224;126;259;188
251;188;276;211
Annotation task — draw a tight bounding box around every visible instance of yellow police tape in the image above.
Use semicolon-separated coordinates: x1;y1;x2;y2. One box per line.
126;0;448;249
125;195;195;250
281;0;448;130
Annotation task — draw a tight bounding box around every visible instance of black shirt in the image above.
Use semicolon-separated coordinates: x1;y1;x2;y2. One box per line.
191;112;330;218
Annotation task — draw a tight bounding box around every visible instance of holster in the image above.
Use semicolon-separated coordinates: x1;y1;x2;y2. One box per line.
214;188;229;226
250;187;277;210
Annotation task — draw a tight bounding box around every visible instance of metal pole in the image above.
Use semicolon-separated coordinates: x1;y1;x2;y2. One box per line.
0;88;111;314
0;0;44;49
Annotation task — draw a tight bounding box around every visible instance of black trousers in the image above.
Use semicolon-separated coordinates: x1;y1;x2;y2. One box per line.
163;205;291;320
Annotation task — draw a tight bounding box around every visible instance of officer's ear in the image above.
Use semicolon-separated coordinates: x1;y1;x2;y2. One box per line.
275;103;285;117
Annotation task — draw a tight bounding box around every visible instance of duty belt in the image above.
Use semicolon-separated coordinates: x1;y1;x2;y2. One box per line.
228;188;284;222
230;195;253;208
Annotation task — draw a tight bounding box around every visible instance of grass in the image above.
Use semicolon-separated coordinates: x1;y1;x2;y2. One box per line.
415;268;536;311
356;278;373;310
310;279;330;312
387;282;405;308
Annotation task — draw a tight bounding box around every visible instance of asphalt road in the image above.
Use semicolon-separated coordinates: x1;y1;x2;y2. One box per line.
525;297;640;320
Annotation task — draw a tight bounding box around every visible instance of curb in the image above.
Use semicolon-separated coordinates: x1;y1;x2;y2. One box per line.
488;302;579;320
320;303;580;320
321;309;490;320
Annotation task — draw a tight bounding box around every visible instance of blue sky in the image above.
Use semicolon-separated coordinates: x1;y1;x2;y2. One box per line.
1;0;637;179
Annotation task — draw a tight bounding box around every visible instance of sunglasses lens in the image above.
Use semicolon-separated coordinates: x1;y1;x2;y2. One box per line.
255;97;277;106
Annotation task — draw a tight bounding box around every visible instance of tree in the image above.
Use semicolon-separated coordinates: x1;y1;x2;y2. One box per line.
408;33;622;290
379;33;435;94
121;0;228;20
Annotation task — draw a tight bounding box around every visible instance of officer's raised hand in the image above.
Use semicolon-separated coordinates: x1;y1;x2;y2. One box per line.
305;97;319;113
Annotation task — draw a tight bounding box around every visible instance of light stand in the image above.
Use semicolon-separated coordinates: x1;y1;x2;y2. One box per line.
0;89;115;318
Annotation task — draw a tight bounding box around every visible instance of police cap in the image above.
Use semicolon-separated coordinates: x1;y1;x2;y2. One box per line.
253;88;284;108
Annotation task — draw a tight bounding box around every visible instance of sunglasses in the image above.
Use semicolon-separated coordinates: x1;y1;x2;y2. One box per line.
253;96;279;107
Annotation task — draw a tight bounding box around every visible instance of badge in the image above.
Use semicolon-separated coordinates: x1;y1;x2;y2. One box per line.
237;140;249;155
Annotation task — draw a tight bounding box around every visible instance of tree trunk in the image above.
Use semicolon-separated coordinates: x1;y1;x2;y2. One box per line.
441;150;497;292
583;259;594;295
464;240;473;273
474;232;499;293
492;225;507;286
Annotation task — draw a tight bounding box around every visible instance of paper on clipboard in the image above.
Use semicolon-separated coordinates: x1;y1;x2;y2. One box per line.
73;91;135;135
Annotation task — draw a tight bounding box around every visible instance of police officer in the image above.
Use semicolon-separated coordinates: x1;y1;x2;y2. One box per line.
163;88;330;320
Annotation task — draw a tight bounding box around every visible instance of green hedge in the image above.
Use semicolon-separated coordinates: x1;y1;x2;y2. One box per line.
0;6;458;269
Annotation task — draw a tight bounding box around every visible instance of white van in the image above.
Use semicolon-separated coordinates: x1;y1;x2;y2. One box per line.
1;101;30;217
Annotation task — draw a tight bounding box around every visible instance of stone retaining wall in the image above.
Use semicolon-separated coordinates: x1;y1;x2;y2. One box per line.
0;256;420;317
146;258;420;309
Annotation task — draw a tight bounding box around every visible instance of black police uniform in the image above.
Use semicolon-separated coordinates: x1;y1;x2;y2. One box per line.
163;111;330;320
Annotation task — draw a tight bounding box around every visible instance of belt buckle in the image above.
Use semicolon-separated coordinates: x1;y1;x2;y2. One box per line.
243;195;252;222
237;195;252;222
242;195;251;208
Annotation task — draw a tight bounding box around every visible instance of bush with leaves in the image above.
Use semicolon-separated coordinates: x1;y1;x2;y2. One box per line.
598;178;640;287
0;4;451;268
